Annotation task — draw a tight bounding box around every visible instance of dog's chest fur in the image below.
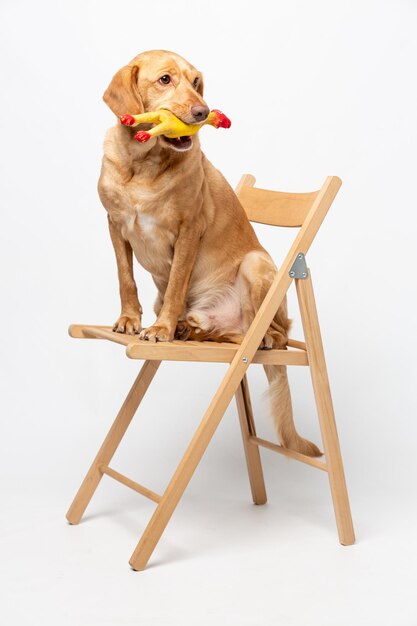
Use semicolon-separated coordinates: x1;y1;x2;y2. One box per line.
120;182;178;277
99;127;206;281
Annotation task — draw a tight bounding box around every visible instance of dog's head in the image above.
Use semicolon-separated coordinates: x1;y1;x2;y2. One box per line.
103;50;207;152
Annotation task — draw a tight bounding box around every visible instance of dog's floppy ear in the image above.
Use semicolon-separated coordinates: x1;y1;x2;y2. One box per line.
103;64;144;116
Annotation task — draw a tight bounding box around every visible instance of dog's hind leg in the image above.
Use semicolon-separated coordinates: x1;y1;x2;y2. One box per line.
237;250;290;349
175;317;245;344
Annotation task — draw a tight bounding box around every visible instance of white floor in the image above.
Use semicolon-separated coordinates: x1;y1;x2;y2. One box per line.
2;458;416;626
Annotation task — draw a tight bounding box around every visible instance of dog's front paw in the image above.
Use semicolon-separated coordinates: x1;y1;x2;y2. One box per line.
139;325;174;342
113;314;142;335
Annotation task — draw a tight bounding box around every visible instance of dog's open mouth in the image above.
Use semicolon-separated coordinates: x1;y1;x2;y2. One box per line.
162;135;193;152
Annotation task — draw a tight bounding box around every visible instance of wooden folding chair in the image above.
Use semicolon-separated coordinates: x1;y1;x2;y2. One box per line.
66;174;355;570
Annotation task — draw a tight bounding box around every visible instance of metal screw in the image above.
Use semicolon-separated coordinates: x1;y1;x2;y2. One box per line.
302;272;307;277
298;253;303;259
289;271;295;277
242;357;248;363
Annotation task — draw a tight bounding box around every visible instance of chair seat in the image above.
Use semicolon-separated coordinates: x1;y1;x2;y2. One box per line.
69;324;308;366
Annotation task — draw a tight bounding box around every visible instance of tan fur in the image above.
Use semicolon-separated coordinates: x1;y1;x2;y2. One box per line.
264;365;322;457
98;49;321;457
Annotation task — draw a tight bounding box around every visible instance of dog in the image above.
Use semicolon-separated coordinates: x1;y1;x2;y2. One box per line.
98;50;321;457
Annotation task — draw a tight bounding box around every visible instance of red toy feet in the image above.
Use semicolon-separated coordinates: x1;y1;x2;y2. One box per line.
211;110;232;129
120;114;136;126
134;130;152;142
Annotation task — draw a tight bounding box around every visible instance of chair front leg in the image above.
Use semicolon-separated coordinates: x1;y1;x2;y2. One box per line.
66;360;160;525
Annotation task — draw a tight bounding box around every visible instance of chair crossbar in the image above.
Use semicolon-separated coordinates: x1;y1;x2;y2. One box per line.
287;338;307;350
100;465;161;503
249;436;328;471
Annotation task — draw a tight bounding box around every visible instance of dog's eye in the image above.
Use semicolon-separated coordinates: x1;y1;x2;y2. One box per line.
193;77;199;89
159;75;171;85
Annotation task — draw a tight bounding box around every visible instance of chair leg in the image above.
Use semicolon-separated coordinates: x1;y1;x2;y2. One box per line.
296;274;355;545
129;368;250;571
66;360;160;525
235;375;267;504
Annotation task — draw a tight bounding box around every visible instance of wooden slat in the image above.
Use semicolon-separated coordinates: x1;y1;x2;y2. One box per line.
100;465;161;503
235;377;267;504
126;342;308;365
69;324;132;345
69;324;308;365
250;436;328;471
287;338;306;350
296;273;355;544
235;173;256;195
238;185;319;227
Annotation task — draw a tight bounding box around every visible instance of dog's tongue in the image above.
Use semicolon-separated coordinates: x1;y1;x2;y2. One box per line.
163;135;193;150
171;136;191;144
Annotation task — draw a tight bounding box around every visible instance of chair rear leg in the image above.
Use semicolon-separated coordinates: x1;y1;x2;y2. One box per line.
235;375;267;504
296;274;355;545
66;360;160;525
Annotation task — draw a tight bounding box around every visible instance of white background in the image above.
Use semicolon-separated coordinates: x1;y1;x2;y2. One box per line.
1;0;417;624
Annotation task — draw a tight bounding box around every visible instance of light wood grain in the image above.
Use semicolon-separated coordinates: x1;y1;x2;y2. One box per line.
69;324;309;365
234;173;256;196
66;360;160;524
250;436;328;471
238;186;319;227
235;376;267;504
69;323;118;340
100;465;161;503
127;341;309;365
296;273;355;545
287;338;306;350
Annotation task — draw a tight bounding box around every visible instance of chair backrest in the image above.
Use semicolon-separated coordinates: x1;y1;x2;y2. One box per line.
229;174;342;379
235;174;321;228
235;173;342;285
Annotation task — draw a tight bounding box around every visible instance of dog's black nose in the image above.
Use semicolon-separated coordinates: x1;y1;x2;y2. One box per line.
191;105;209;122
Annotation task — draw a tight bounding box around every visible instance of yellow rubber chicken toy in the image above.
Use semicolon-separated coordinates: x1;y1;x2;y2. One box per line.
119;109;231;144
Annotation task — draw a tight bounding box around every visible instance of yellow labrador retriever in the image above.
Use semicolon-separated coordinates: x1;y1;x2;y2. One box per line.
98;49;321;457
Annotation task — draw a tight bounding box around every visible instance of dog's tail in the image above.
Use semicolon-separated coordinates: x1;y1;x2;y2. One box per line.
264;364;322;457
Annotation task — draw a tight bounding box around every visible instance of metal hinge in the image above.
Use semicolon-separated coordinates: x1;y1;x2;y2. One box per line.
289;253;309;279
